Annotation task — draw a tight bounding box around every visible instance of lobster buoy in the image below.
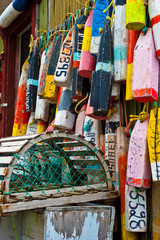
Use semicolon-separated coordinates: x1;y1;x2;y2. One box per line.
127;117;151;188
90;18;113;116
79;10;96;79
26;112;38;135
54;84;76;130
38;37;56;97
132;29;159;102
114;0;128;82
90;0;111;56
149;0;160;59
26;40;40;112
35;51;49;122
126;0;146;30
126;30;141;100
54;29;75;87
72;14;88;99
75;105;86;135
12;59;30;136
37;121;47;133
44;34;64;102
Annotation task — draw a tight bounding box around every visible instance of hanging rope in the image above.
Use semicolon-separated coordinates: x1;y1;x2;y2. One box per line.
130;103;149;123
75;92;88;113
28;34;34;63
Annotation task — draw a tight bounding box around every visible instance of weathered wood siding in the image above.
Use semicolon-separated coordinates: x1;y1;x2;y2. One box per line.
50;0;86;29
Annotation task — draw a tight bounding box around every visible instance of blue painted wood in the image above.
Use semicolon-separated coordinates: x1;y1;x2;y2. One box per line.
72;15;89;99
13;0;32;12
90;18;113;116
26;46;40;112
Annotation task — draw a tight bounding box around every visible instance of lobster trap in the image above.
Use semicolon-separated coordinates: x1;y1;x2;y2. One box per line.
0;132;118;215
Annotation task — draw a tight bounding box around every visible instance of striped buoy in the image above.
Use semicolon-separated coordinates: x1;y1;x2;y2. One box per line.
126;0;146;30
126;30;141;100
79;10;96;79
26;40;40;112
90;0;112;56
54;29;75;87
149;0;160;59
75;105;86;135
38;37;56;97
12;59;30;136
0;0;32;29
44;34;64;102
72;14;88;99
35;51;50;122
54;84;76;130
114;0;128;82
26;112;38;135
126;118;151;189
37;121;47;133
132;29;159;102
90;18;113;116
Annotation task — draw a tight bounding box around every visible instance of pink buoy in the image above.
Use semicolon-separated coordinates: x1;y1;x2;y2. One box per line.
79;10;96;79
132;29;159;102
149;0;160;59
75;105;86;135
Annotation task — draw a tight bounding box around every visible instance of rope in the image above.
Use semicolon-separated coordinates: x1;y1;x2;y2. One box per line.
106;0;115;28
28;34;34;63
130;103;149;122
107;106;118;119
28;118;37;126
74;92;88;113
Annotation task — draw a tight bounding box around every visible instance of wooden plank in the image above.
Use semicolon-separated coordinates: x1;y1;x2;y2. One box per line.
0;140;28;147
0;157;13;165
0;133;40;143
0;191;118;214
9;183;108;199
0;145;22;153
39;0;48;31
0;167;8;176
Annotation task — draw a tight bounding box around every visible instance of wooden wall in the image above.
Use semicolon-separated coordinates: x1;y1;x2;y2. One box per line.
49;0;86;30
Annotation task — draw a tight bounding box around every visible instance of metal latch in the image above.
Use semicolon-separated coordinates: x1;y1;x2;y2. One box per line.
1;103;8;107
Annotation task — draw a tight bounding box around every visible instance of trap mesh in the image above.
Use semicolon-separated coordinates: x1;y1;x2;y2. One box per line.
4;133;110;197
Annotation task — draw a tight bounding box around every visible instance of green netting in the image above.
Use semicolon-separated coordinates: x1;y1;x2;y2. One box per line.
3;133;110;197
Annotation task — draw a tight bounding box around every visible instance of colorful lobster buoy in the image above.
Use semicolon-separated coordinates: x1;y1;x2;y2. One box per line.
35;51;49;122
132;29;159;103
38;37;56;97
26;112;38;135
117;127;138;239
149;0;160;59
126;0;146;30
90;18;113;116
12;59;30;136
54;84;76;130
54;29;75;87
114;0;128;82
147;108;160;181
75;105;86;135
44;34;64;102
37;121;47;133
26;40;40;112
79;10;96;79
127;118;151;188
72;14;88;99
126;30;141;100
90;0;111;56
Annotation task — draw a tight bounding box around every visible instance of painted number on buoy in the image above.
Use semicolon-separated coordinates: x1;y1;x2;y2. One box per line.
55;37;73;79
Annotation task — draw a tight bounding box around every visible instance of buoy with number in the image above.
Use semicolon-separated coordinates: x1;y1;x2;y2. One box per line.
26;39;40;112
114;0;128;82
54;29;75;87
79;10;96;79
126;0;146;30
132;29;159;103
12;59;30;136
126;30;141;100
35;51;49;122
149;0;160;59
44;34;64;102
90;18;113;117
